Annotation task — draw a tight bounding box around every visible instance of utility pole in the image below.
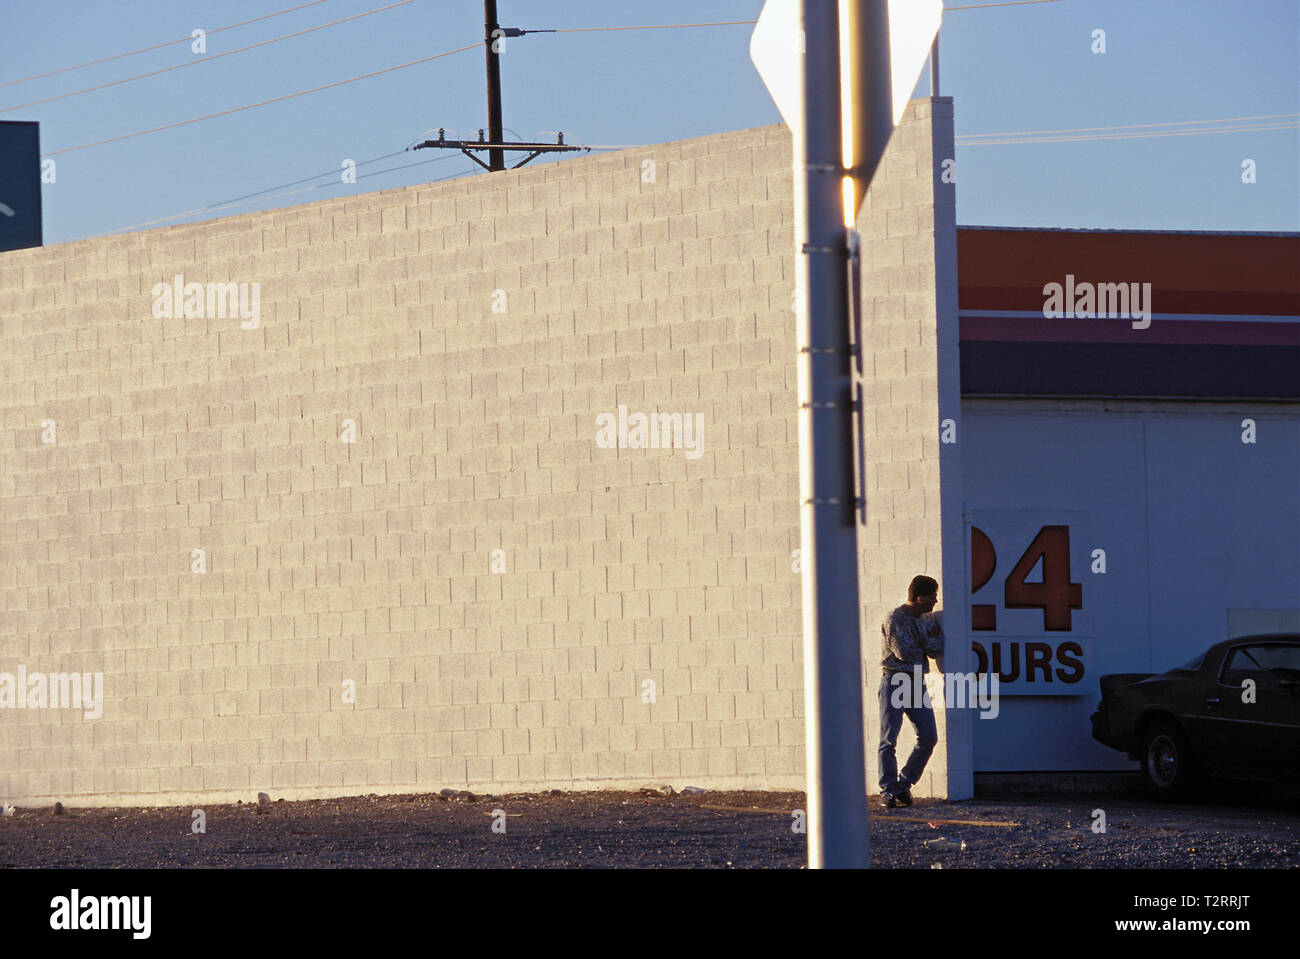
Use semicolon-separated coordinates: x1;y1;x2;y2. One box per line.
484;0;505;171
795;0;868;869
414;2;579;170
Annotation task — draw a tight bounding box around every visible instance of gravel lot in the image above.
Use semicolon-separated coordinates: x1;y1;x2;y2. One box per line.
3;785;1298;868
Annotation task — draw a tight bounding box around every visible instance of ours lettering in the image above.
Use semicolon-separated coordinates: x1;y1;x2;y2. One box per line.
972;640;1085;684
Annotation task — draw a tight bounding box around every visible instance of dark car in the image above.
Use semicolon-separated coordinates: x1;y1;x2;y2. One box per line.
1090;634;1300;799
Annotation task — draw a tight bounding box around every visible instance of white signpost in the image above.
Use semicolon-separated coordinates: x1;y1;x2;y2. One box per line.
751;0;942;870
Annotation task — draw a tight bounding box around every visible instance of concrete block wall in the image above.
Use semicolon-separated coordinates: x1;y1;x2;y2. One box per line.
0;102;962;806
856;99;971;800
0;124;814;806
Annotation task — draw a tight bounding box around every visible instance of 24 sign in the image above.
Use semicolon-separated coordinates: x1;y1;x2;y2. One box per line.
968;513;1091;694
971;525;1082;631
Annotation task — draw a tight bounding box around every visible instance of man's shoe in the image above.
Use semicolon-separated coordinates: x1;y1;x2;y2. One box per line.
879;791;899;810
894;784;913;807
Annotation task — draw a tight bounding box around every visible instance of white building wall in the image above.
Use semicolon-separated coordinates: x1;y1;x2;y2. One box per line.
962;398;1300;771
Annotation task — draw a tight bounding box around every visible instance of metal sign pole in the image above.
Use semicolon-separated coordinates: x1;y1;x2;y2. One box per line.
796;0;868;870
845;0;894;221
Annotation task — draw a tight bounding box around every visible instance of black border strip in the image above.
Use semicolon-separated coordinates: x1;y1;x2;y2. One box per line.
961;343;1300;399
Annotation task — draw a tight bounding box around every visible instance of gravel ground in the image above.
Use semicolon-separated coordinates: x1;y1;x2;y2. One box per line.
2;786;1298;868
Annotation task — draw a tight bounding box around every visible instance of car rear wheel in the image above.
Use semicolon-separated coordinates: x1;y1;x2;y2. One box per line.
1140;718;1198;800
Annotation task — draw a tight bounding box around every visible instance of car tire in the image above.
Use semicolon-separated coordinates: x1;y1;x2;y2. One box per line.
1140;718;1198;801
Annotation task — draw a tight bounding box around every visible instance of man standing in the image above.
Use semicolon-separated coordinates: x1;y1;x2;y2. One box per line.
877;575;944;809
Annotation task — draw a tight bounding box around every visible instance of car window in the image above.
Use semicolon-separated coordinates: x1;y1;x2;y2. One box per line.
1220;644;1300;685
1244;645;1300;670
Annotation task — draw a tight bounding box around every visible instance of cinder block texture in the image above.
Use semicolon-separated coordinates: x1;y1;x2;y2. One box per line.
856;99;970;800
0;104;962;806
0;125;811;805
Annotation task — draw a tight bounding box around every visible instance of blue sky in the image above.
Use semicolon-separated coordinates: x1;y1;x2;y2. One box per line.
3;0;1296;245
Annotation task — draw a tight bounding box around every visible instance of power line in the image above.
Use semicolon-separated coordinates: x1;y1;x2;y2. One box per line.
551;20;758;33
42;41;480;157
958;111;1300;140
32;3;1080;157
3;0;1061;94
958;112;1300;145
0;0;335;88
89;156;474;238
959;120;1298;146
0;0;418;114
355;158;475;184
198;150;411;208
543;0;1066;31
946;0;1065;10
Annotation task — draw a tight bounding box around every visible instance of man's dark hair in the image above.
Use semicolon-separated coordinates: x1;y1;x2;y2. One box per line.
908;575;939;601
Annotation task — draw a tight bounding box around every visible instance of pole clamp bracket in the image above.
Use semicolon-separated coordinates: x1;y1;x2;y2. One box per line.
801;243;848;256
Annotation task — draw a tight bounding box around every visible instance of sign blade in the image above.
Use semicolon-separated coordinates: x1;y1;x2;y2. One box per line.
888;0;943;124
750;0;803;133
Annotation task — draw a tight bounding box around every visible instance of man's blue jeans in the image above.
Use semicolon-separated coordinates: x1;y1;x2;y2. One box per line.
878;668;938;794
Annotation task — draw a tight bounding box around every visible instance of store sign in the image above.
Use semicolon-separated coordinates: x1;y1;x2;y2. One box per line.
968;511;1093;695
